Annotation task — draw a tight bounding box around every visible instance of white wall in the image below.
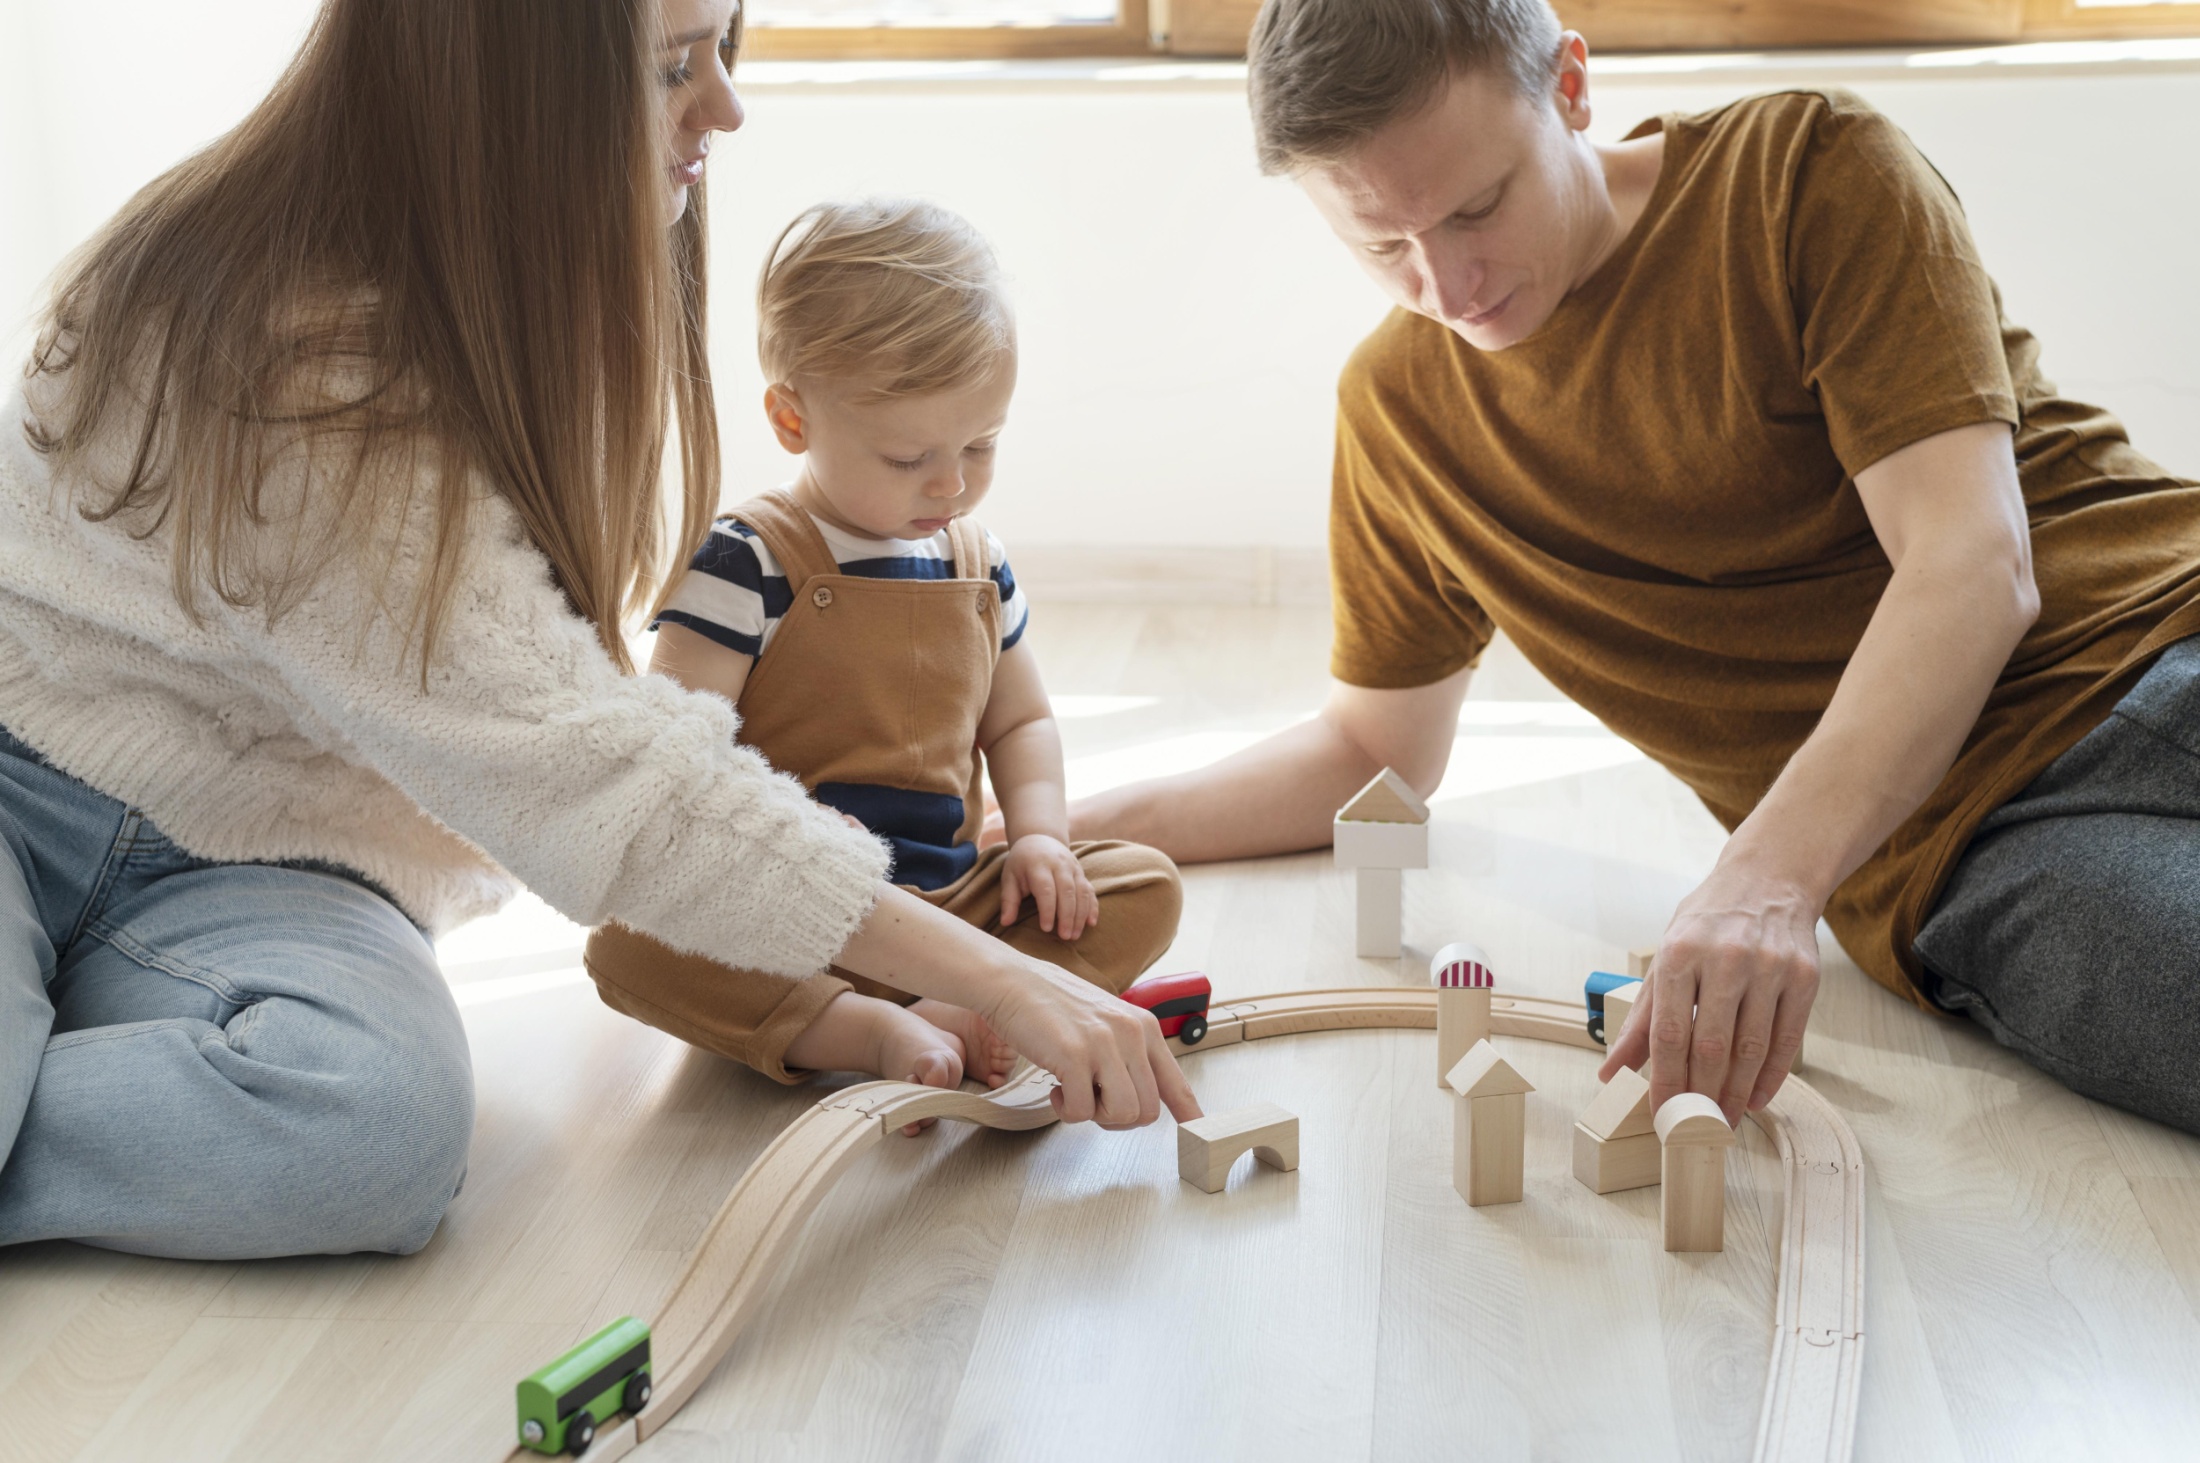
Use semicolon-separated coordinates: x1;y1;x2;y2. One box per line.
6;18;2198;553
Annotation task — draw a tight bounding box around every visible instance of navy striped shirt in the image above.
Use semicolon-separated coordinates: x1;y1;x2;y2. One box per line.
654;501;1029;662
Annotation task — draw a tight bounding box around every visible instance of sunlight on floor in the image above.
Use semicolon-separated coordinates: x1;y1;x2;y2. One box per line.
437;697;1643;1005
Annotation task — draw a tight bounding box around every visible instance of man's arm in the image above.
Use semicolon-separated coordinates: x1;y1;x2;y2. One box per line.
1601;420;2040;1121
1068;668;1473;863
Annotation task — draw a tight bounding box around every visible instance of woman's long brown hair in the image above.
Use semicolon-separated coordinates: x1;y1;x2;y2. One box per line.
23;0;726;674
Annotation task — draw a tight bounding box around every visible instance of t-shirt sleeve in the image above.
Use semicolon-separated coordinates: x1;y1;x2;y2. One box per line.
984;529;1031;651
1788;95;2019;476
652;519;786;659
1327;349;1495;689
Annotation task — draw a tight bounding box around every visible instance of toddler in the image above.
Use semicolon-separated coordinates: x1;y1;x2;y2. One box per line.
584;198;1183;1097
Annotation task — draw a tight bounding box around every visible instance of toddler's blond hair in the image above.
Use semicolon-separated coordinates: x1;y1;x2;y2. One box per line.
758;198;1013;398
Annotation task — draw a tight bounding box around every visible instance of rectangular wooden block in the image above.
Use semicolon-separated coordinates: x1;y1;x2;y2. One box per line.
1453;1091;1525;1207
1604;983;1638;1047
1661;1142;1728;1251
1571;1123;1662;1195
1333;818;1428;870
1354;866;1402;958
1435;987;1492;1089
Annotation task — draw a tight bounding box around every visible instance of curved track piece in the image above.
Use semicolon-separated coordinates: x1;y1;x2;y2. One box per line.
493;988;1861;1463
1748;1074;1867;1462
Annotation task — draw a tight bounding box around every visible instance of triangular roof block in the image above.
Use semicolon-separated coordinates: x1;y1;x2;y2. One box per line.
1445;1039;1534;1099
1338;767;1429;825
1578;1065;1654;1141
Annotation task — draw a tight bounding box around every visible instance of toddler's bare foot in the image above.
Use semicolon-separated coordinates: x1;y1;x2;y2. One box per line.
785;992;969;1135
909;998;1017;1090
872;1000;970;1136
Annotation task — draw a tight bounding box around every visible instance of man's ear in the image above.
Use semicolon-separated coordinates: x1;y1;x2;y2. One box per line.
1554;31;1591;132
763;384;809;454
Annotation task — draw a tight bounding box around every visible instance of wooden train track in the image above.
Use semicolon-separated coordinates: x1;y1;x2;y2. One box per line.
498;987;1864;1462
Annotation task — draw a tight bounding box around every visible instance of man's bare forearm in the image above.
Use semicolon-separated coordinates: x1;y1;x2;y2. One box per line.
1723;547;2038;904
1068;715;1379;862
1069;668;1474;864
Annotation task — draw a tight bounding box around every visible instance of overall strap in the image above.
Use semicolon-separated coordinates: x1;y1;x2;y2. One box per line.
945;514;989;584
727;491;840;588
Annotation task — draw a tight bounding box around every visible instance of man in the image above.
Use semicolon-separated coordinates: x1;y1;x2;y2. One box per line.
1072;0;2200;1135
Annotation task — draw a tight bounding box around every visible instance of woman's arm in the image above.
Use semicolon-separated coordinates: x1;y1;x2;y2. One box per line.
838;884;1200;1126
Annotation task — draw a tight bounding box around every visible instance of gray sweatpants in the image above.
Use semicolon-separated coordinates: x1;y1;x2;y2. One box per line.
1915;635;2200;1136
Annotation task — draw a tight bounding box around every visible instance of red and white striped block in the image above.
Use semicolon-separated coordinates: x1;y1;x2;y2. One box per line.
1431;942;1495;990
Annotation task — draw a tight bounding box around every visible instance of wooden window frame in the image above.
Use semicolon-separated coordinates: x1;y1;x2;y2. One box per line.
739;0;2200;61
2022;0;2200;37
742;0;1157;60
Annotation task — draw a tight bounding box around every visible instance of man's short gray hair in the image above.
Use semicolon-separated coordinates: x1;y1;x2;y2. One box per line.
1248;0;1566;175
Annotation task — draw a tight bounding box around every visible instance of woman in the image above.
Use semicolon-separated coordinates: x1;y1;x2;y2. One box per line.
0;0;1196;1262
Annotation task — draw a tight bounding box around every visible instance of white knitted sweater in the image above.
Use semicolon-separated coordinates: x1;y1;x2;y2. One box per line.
0;378;889;973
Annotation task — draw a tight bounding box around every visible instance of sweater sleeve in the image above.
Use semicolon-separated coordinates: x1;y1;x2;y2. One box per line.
235;483;889;978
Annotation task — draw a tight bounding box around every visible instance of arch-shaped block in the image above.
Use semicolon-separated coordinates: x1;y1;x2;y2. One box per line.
1177;1103;1300;1193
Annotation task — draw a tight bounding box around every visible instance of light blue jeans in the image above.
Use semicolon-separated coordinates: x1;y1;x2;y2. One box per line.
0;728;473;1259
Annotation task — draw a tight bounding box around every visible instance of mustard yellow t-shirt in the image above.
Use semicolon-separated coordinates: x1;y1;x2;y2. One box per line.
1330;88;2200;1005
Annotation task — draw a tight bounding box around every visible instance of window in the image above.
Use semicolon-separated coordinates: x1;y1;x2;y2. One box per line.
739;0;2200;60
743;0;1158;59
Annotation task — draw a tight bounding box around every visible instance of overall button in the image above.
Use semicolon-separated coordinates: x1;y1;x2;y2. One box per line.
813;586;834;609
976;589;989;612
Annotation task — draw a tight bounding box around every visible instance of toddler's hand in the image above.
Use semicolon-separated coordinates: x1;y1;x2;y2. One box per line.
837;812;867;832
1000;834;1099;940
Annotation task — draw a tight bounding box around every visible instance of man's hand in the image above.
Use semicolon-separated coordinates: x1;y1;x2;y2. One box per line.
1000;833;1098;939
1599;867;1819;1123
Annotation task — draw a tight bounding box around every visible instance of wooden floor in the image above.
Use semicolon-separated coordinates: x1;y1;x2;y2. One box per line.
8;602;2200;1463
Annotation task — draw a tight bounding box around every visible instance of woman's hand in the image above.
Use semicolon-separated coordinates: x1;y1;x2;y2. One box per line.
982;954;1204;1128
999;833;1098;939
835;883;1202;1129
1598;862;1820;1125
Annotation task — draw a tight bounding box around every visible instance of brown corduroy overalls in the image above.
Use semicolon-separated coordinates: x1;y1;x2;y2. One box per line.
584;492;1183;1082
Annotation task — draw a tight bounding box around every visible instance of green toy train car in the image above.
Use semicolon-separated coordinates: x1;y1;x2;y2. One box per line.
516;1315;652;1455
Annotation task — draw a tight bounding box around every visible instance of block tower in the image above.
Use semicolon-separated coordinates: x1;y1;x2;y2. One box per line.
1333;767;1429;959
1430;942;1494;1088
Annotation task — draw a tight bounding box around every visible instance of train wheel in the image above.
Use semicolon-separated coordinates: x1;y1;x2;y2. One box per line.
567;1410;595;1454
1180;1014;1208;1047
1589;1013;1605;1046
623;1372;652;1416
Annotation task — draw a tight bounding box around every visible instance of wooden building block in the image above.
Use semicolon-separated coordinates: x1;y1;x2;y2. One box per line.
1446;1040;1534;1208
1430;944;1495;1087
1337;767;1429;825
1572;1124;1663;1195
1456;1092;1526;1206
1354;866;1402;958
1177;1103;1299;1194
1435;988;1492;1089
1604;982;1639;1049
1572;1065;1660;1195
1332;818;1429;869
1627;949;1656;982
1655;1093;1736;1252
1577;1065;1653;1141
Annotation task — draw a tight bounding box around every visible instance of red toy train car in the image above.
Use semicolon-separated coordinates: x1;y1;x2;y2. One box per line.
1122;971;1213;1046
